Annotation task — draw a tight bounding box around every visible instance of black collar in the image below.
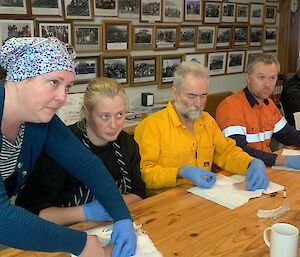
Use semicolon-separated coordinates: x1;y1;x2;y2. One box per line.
243;87;269;108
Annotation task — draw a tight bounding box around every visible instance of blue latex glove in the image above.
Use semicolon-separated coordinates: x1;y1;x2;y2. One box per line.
246;159;269;191
285;156;300;170
83;200;113;222
109;219;137;257
181;166;216;188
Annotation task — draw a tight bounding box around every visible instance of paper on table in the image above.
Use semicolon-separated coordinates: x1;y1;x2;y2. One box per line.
272;148;300;171
71;223;162;257
187;174;284;209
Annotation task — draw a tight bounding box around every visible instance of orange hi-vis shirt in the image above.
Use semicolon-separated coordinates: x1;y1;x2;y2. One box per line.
216;88;286;153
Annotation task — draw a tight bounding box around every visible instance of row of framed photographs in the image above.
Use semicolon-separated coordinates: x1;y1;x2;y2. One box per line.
75;49;269;88
0;1;278;24
0;19;277;52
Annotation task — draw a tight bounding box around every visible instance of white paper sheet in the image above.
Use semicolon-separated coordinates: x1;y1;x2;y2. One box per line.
272;148;300;171
71;223;162;257
187;174;284;209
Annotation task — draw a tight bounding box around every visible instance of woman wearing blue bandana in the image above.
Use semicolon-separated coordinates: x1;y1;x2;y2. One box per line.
0;37;136;257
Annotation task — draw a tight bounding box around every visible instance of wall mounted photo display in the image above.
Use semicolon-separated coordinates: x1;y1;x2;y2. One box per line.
140;0;162;22
0;19;34;46
37;21;72;44
102;20;131;52
221;2;235;23
94;0;118;16
132;25;154;50
119;0;140;18
227;50;245;74
207;51;227;76
216;26;232;49
236;3;249;23
184;0;202;22
155;25;178;50
74;56;100;84
101;54;129;85
265;5;277;24
63;0;93;20
159;54;183;88
245;49;263;71
196;25;216;50
179;25;196;48
264;26;277;45
73;24;101;53
250;3;264;25
233;25;248;47
162;0;183;23
131;56;158;86
184;52;206;66
29;0;62;16
228;0;249;3
0;0;28;15
204;2;221;23
249;26;263;47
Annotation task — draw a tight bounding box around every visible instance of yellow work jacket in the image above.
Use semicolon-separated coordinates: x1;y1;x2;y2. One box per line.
134;101;253;190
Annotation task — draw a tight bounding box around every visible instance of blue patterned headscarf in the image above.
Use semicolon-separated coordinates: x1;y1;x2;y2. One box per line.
0;37;76;82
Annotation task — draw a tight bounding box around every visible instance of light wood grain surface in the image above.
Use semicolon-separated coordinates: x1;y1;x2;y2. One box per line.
1;167;299;257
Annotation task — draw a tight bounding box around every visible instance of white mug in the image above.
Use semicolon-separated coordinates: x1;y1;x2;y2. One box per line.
263;223;299;257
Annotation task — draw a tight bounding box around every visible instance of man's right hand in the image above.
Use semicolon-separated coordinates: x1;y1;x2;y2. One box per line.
285;155;300;170
79;235;105;257
82;200;113;222
180;166;216;188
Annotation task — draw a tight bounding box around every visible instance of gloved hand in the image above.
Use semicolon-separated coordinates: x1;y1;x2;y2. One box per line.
109;219;137;257
246;159;269;191
285;155;300;170
181;166;216;188
83;200;113;222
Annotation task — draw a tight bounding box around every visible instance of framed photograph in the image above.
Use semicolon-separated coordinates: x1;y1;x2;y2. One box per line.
73;24;101;53
0;19;34;46
245;49;263;71
227;50;245;74
185;53;206;66
265;5;277;24
140;0;162;22
196;25;216;50
233;26;248;47
250;3;264;25
208;52;226;76
222;2;235;23
159;54;183;87
63;0;93;20
155;25;178;50
132;25;154;50
30;0;62;16
179;25;196;48
102;20;131;52
74;56;99;84
249;26;263;47
119;0;140;18
216;26;232;49
131;56;157;86
37;21;72;44
236;4;249;23
264;26;277;45
101;55;129;84
94;0;118;16
184;0;202;21
204;2;221;23
163;0;183;22
0;0;28;15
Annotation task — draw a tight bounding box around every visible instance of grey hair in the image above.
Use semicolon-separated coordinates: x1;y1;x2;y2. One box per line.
247;53;280;75
173;61;209;91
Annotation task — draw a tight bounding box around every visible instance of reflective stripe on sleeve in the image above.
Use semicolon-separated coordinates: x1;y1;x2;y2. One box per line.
273;117;287;133
223;126;247;137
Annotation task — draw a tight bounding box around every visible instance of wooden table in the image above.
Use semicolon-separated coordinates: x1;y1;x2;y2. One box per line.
1;167;300;257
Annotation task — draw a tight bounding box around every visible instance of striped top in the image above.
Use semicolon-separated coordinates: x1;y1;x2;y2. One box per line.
0;123;25;180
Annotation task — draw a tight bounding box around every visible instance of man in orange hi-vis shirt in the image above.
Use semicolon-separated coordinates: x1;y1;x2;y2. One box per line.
216;53;300;170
